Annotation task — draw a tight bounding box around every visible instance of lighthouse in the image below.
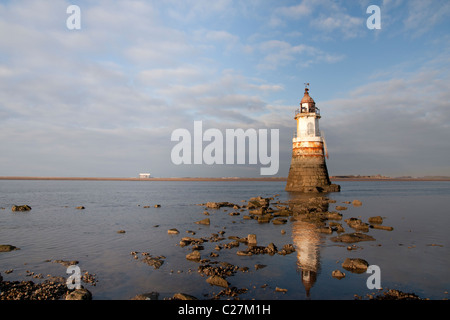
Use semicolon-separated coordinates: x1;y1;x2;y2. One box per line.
285;84;340;193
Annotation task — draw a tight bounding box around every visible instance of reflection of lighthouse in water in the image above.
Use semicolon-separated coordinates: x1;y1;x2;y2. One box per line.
292;220;323;298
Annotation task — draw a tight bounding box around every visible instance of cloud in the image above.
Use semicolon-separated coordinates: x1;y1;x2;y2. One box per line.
269;0;365;39
320;66;450;176
269;2;312;27
255;40;344;70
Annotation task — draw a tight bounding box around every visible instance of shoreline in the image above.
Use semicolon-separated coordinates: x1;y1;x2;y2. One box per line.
0;176;450;182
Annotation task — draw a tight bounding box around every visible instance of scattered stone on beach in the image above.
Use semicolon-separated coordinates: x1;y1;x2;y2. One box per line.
203;202;235;209
132;292;159;300
364;289;423;300
0;276;69;300
257;214;272;223
52;260;78;267
331;232;375;243
237;242;279;256
195;218;210;225
81;271;98;286
335;206;347;211
325;211;343;220
154;204;161;208
370;224;394;231
275;287;287;293
65;288;92;300
247;234;257;246
278;244;296;255
332;270;346;279
11;205;31;212
319;226;334;234
168;228;180;234
329;222;345;233
345;218;370;232
172;293;198;300
247;196;270;209
116;230;126;234
75;206;85;210
352;200;363;206
272;217;287;225
140;255;165;269
342;258;369;273
206;275;229;288
186;250;201;262
368;216;383;224
0;245;20;252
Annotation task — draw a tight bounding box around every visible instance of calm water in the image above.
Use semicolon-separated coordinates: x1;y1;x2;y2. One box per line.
0;180;449;300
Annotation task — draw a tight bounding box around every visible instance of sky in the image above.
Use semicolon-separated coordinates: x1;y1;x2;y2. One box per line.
0;0;449;178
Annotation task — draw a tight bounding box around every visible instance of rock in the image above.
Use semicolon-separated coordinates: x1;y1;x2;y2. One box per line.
0;244;19;252
205;202;235;209
186;250;201;261
368;216;383;224
345;218;370;232
75;206;85;210
265;243;277;255
0;273;3;282
52;259;78;267
249;207;266;215
11;205;32;212
141;256;165;269
247;234;257;246
65;288;92;300
332;270;346;279
154;204;161;208
371;224;394;231
319;226;333;234
335;206;347;211
206;275;229;288
329;222;345;233
247;196;270;208
331;232;375;243
368;289;422;300
116;230;126;234
342;258;369;273
236;250;252;256
257;214;272;223
275;287;287;293
173;293;198;300
279;244;295;255
195;218;210;225
352;200;362;206
168;228;180;234
272;218;287;225
132;292;159;300
325;211;343;220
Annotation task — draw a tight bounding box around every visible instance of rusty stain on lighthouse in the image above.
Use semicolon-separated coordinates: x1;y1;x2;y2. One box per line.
286;84;340;193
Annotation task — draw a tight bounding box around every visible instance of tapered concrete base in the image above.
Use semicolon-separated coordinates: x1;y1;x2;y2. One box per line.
285;155;340;193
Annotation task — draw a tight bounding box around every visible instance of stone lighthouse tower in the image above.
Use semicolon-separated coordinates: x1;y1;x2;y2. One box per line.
285;84;340;192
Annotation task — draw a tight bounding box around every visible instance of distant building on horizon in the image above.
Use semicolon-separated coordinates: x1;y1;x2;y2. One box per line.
139;173;151;179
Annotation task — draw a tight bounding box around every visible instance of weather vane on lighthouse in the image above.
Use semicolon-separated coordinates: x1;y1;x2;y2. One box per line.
285;83;340;192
